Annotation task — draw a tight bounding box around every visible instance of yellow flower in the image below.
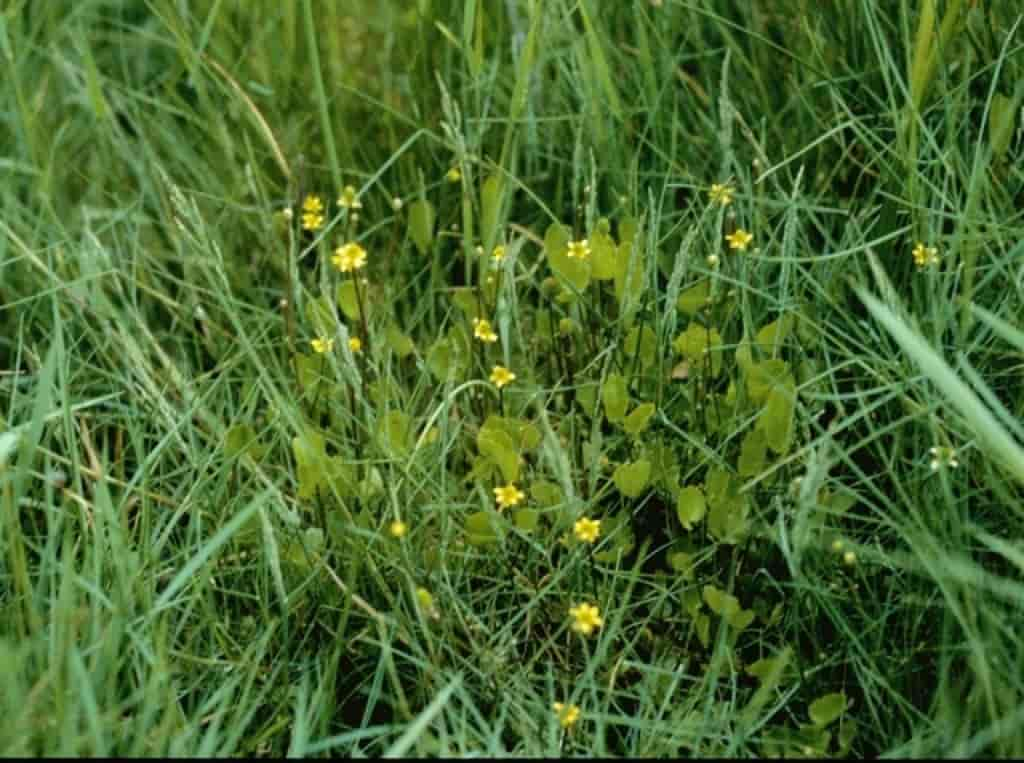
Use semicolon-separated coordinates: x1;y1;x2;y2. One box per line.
490;365;516;389
566;239;591;259
573;517;601;544
473;317;498;343
725;229;753;251
493;483;525;510
311;336;334;354
568;602;603;636
301;194;325;231
491;245;507;263
416;586;440;619
348;336;363;354
446;167;462;183
912;242;940;269
709;183;734;206
337;185;363;210
332;242;368;273
552;702;581;729
389;519;407;538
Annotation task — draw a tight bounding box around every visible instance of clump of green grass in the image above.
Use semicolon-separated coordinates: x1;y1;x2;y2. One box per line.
2;0;1024;757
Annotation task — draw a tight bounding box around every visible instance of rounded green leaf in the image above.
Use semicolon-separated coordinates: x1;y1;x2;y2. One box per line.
677;281;710;316
675;486;706;530
590;230;618;280
513;508;539;533
758;381;795;455
602;372;630;423
738;427;768;477
809;692;848;727
613;459;651;498
408;199;436;255
465;511;501;547
477;426;519;483
336;281;360;321
385;325;415;358
378;410;411;456
623;402;656;436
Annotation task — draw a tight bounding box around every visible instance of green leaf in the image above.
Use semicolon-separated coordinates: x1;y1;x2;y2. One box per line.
224;424;264;460
809;692;848;727
590;230;618;280
758;381;795;455
408;199;436;255
623;402;656;436
673;324;723;377
746;359;792;404
754;315;794;354
614;240;644;316
576;382;599;417
465;511;501;547
293;430;328;499
545;222;590;292
336;281;360;321
613;459;651;498
990;91;1017;163
450;287;479;319
477;425;519;483
480;174;504;247
378;410;412;456
708;494;748;544
675;486;706;530
592;512;635;563
702;585;741;617
668;551;696;580
738;427;768;477
513;508;539;533
385;325;415;358
746;649;792;684
619;215;639;244
677;281;710;316
530;480;562;507
602;372;630;423
624;325;657;368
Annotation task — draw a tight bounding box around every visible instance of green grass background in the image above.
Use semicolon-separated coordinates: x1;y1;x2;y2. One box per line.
2;0;1024;756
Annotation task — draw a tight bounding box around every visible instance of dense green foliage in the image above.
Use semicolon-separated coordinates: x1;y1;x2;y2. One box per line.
2;0;1024;756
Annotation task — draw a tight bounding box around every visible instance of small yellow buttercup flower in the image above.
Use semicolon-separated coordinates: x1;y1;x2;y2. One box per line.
348;336;363;354
490;365;515;389
301;194;325;231
552;702;581;729
311;336;334;354
709;183;734;206
416;586;440;619
491;245;507;263
568;602;603;636
725;229;753;251
566;239;591;259
337;185;363;211
332;242;368;273
389;519;408;538
912;242;940;269
493;483;525;510
473;317;498;343
573;517;601;544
